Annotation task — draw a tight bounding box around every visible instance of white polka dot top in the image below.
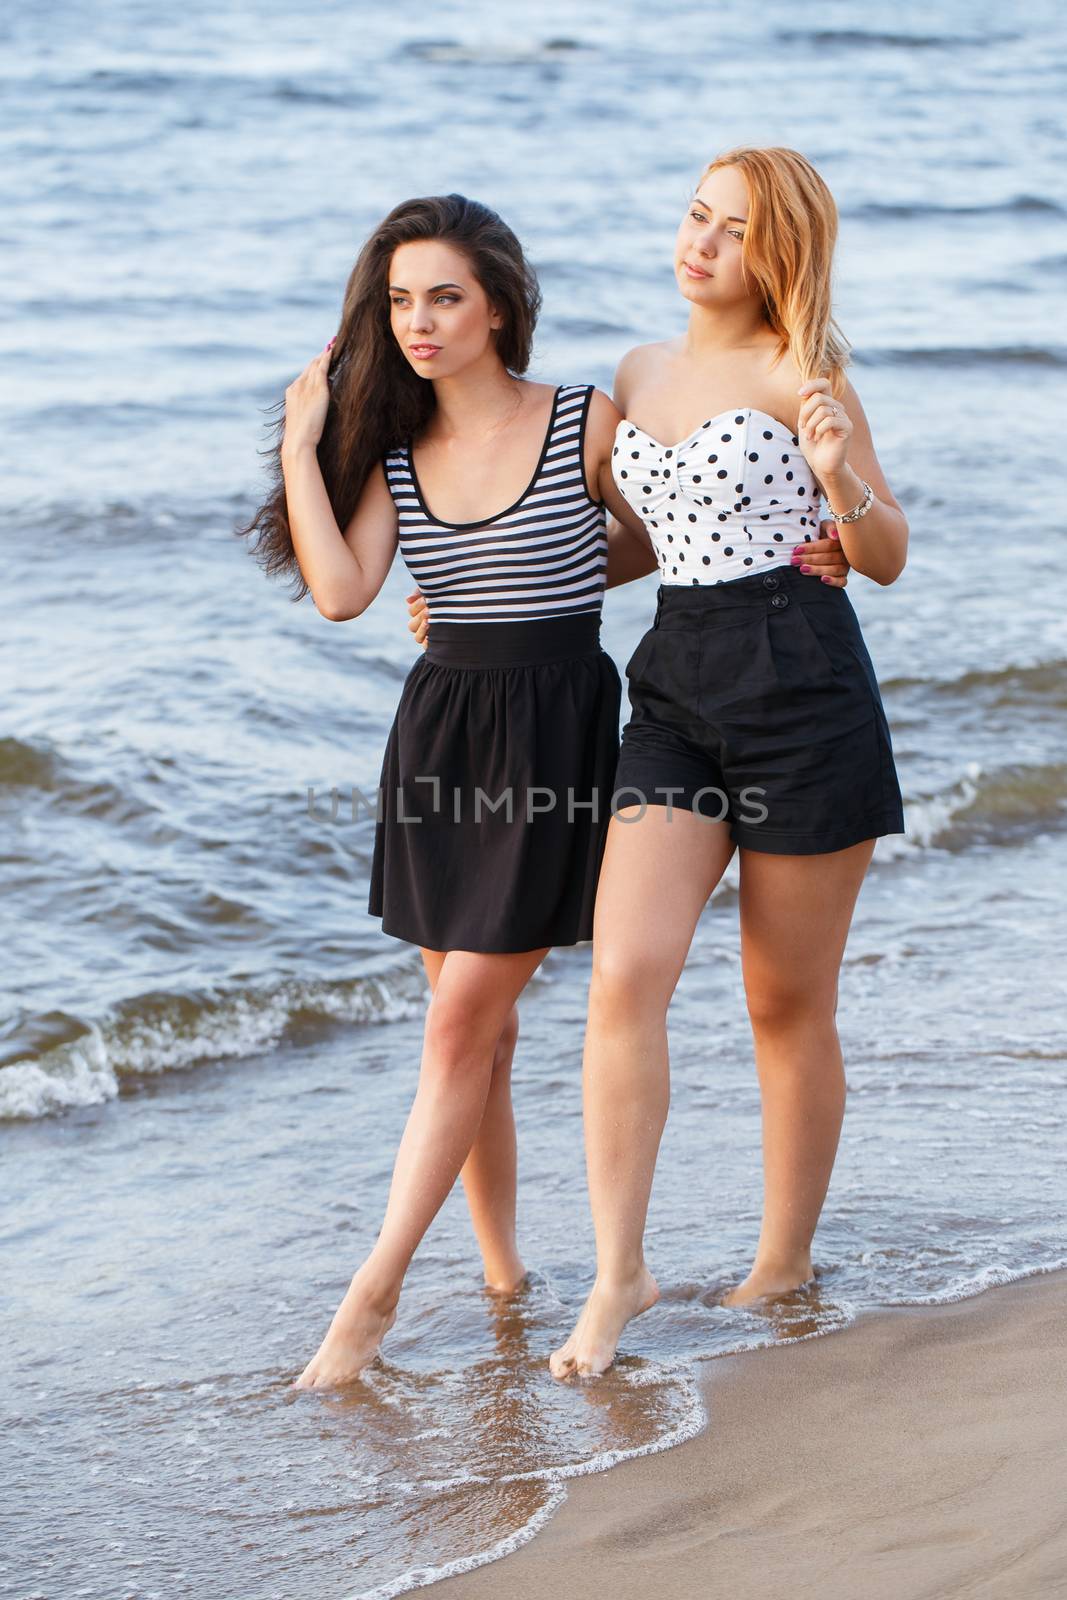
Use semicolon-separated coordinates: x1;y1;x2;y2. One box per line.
612;407;823;585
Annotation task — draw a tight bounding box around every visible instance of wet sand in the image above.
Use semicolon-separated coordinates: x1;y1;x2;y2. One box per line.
431;1271;1067;1599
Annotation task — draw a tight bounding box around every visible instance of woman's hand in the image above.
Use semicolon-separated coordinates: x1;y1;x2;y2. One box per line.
407;589;428;649
793;518;850;587
282;338;336;458
797;377;853;481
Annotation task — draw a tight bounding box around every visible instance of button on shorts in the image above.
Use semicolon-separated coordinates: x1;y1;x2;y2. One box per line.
614;566;906;855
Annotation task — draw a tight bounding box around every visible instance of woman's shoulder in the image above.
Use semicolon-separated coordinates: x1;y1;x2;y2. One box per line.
615;338;677;378
612;339;678;410
543;380;620;424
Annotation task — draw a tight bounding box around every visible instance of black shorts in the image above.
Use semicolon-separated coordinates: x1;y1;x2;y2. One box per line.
614;567;906;855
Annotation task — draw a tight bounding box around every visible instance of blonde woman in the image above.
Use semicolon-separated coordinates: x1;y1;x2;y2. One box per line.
542;146;907;1377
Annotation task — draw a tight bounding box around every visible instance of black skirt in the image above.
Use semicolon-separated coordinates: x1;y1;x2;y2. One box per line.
368;613;621;953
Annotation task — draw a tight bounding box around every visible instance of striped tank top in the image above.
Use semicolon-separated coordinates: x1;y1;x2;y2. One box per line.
382;383;607;623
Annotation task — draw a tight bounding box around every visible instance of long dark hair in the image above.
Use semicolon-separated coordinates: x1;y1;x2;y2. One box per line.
236;194;542;599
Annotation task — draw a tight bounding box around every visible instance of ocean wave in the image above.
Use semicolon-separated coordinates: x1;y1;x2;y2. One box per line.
888;1256;1067;1307
855;344;1067;370
1;290;260;321
936;761;1067;847
0;732;170;828
846;194;1061;220
775;28;1018;50
14;396;231;428
882;759;1067;859
1031;252;1067;275
396;38;585;65
13;487;256;539
347;1361;706;1600
883;658;1067;706
0;734;58;789
347;1483;568;1600
268;82;365;105
0;967;425;1123
83;68;180;92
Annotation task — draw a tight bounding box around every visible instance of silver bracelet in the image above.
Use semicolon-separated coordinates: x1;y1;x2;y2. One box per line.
832;480;874;524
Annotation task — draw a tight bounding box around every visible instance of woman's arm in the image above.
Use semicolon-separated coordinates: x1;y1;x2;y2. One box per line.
604;512;660;588
281;345;399;621
798;377;909;586
283;449;398;620
583;383;661;588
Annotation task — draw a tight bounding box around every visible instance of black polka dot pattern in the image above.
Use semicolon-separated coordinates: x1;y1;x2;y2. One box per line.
610;409;818;585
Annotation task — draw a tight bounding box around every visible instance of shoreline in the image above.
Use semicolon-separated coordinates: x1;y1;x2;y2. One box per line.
428;1270;1067;1599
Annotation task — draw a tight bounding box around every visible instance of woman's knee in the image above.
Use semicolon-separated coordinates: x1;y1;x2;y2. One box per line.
490;1007;519;1076
589;944;675;1023
423;989;504;1072
744;973;836;1033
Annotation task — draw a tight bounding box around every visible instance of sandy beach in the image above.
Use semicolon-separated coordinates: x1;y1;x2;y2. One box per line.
431;1270;1067;1600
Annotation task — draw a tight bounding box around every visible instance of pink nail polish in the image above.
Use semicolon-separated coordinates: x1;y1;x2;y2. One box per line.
800;564;812;573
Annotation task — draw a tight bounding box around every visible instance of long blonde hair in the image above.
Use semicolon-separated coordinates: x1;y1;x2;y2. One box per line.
698;146;851;397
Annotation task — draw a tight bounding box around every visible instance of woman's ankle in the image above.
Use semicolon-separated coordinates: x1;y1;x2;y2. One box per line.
348;1259;403;1314
747;1250;813;1287
481;1244;526;1292
594;1259;653;1293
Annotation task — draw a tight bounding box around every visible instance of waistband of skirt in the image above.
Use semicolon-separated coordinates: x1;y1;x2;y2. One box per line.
654;564;848;623
424;612;603;667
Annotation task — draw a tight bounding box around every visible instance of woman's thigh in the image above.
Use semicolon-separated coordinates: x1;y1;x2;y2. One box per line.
419;946;547;1047
590;807;737;1010
420;948;446;991
738;840;876;1014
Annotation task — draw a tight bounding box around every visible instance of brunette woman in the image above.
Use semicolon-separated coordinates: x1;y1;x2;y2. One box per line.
240;194;655;1385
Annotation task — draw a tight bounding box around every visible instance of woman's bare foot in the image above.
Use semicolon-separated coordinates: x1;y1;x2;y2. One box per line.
549;1266;660;1380
293;1269;399;1389
721;1258;814;1307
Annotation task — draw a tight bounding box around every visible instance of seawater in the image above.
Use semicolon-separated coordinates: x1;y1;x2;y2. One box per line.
2;2;1066;1596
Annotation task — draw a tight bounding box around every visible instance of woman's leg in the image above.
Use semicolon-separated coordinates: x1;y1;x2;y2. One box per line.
550;807;736;1379
295;944;548;1387
422;949;525;1294
722;839;876;1305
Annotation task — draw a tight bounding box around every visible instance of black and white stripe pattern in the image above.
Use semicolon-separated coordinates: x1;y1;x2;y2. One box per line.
383;384;606;623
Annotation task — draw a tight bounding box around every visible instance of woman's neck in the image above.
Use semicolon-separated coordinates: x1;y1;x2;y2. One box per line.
684;299;773;358
429;356;525;441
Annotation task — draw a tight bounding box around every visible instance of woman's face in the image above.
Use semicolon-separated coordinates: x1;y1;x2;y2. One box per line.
674;164;752;307
388;240;502;378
